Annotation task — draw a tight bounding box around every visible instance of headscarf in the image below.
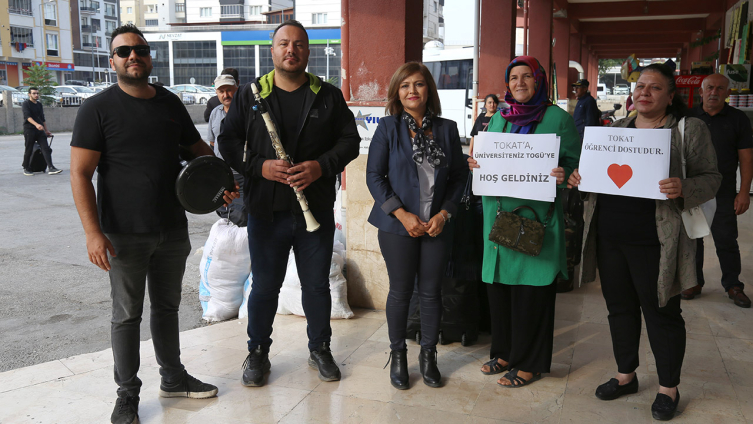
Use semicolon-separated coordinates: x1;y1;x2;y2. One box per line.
501;56;552;133
402;110;446;168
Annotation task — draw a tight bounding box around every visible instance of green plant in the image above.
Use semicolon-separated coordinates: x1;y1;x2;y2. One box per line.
598;59;623;77
23;63;56;106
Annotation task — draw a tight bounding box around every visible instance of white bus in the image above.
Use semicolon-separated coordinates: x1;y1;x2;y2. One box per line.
422;46;474;142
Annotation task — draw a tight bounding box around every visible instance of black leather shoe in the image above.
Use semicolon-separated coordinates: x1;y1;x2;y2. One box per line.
308;342;341;381
418;348;441;388
387;349;409;390
595;374;639;400
728;287;752;308
241;346;271;387
651;390;680;421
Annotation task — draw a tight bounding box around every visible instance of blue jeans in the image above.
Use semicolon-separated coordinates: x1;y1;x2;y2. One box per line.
246;210;335;352
106;228;191;397
696;196;744;292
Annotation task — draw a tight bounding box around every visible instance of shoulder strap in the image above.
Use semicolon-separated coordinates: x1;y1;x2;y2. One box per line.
679;117;687;179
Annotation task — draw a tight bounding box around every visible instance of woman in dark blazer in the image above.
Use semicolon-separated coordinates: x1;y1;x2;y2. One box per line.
366;62;466;390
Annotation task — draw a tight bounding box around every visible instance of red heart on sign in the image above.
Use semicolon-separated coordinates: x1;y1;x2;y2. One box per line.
607;164;633;189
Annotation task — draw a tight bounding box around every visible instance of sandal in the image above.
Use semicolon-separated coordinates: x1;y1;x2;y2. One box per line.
481;357;509;375
497;369;542;388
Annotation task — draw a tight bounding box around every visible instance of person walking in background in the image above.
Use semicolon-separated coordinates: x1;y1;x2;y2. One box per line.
569;64;721;421
572;79;600;142
468;56;581;388
21;87;61;175
218;20;360;387
683;73;753;308
69;24;231;424
469;94;499;155
366;62;466;390
204;68;239;122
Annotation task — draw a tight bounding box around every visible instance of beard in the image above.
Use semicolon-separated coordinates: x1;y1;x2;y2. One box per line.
273;55;307;78
114;60;152;84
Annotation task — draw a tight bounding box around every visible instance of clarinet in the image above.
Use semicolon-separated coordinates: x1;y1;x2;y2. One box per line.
247;82;321;232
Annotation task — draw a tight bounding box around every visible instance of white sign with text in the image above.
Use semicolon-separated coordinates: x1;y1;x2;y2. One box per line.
347;106;387;154
578;126;671;200
472;132;560;202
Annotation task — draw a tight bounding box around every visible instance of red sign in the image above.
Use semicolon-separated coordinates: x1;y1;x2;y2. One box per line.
674;75;706;87
24;61;75;70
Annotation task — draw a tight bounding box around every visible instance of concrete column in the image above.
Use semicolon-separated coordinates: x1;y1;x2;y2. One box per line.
478;0;516;99
343;0;423;309
552;18;570;101
527;0;553;78
569;33;582;99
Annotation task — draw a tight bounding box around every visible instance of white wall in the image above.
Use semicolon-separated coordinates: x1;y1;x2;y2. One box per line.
294;0;339;27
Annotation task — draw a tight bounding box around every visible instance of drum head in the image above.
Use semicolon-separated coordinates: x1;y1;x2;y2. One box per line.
175;156;235;214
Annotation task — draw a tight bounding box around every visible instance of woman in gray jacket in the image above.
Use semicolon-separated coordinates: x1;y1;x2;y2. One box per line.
567;63;720;421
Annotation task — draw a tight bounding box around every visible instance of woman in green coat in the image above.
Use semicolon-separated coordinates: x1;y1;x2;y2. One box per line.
468;56;580;388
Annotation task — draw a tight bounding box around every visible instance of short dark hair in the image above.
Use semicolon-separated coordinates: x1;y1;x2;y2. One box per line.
386;62;442;117
484;94;500;105
639;63;688;118
28;87;39;93
109;24;147;51
221;68;240;84
272;20;308;44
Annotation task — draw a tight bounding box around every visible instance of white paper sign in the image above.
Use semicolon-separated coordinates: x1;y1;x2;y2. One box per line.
348;106;387;154
578;126;671;200
472;132;560;202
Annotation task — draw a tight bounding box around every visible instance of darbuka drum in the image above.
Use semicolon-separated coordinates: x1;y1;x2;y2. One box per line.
175;156;234;214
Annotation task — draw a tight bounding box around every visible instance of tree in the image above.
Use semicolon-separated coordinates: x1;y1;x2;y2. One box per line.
23;63;56;106
598;59;623;77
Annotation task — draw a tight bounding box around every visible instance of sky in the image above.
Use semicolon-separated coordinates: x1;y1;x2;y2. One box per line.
443;0;475;46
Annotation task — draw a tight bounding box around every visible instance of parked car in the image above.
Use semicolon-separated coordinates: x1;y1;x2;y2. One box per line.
16;86;64;106
164;86;196;105
0;85;29;107
170;84;214;104
53;86;85;106
596;83;609;100
613;84;630;95
65;80;89;86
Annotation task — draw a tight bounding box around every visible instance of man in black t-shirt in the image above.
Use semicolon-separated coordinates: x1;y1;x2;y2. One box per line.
683;74;753;308
70;24;234;424
219;20;359;388
21;87;60;175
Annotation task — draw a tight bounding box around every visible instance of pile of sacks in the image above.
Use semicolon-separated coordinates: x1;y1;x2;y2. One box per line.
199;219;353;322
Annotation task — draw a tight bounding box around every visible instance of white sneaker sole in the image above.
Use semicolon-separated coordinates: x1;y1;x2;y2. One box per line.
158;388;218;399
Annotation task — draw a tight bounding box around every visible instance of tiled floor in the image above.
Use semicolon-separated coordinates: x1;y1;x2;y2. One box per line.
2;272;753;424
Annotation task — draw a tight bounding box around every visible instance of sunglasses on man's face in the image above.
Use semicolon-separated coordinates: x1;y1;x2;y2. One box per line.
111;45;151;58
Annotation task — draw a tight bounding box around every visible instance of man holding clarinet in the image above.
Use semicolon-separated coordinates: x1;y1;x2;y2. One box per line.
219;20;360;387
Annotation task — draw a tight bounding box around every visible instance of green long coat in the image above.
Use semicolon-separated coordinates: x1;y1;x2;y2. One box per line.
481;106;581;286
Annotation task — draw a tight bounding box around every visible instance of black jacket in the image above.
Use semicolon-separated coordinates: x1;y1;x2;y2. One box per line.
218;71;360;221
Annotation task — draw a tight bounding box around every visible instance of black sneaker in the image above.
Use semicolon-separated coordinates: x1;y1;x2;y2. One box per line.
158;371;218;399
23;168;33;176
241;346;271;387
308;342;341;382
111;395;139;424
48;167;62;175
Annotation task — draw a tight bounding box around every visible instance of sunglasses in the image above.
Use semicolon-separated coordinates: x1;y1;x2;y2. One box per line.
111;45;151;58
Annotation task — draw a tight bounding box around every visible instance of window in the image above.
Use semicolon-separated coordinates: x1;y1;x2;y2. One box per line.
46;33;59;56
95;36;102;47
106;20;116;34
221;5;241;17
92;1;100;11
9;0;32;16
312;13;327;24
172;40;217;85
425;59;472;90
44;3;57;25
248;5;261;15
10;26;34;47
82;35;89;44
91;18;101;31
200;7;212;17
81;17;88;26
175;3;184;12
105;4;116;17
433;1;437;12
145;19;158;26
127;6;132;13
147;5;154;13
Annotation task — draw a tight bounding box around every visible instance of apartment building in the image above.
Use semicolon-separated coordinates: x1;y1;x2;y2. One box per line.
0;0;74;86
423;0;443;44
69;0;120;82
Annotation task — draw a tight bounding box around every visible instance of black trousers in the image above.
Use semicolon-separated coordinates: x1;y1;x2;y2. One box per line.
21;128;53;170
597;237;686;388
378;230;448;351
696;195;744;292
487;281;556;374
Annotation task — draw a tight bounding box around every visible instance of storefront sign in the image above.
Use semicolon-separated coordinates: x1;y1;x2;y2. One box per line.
25;62;75;71
472;132;560;202
578;127;670;200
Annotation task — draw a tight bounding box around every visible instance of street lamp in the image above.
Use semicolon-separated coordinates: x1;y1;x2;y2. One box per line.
324;41;336;81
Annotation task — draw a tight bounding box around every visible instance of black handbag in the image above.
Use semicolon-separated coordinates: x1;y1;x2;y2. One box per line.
489;199;555;257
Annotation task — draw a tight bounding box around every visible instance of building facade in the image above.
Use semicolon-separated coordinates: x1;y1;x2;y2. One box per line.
143;26;340;87
69;0;120;83
0;0;75;86
422;0;443;44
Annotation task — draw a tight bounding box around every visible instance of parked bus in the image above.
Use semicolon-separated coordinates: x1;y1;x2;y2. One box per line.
422;46;474;143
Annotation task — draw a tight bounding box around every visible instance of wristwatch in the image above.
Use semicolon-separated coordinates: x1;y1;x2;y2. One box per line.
442;211;452;222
